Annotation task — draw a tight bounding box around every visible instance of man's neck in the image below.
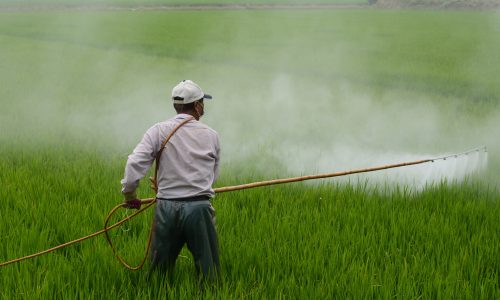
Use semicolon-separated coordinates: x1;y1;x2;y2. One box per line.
178;111;200;121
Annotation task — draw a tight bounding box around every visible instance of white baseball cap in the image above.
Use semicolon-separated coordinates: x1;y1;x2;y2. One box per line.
171;80;212;104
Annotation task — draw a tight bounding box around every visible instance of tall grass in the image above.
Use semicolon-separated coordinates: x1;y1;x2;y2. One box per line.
1;146;498;298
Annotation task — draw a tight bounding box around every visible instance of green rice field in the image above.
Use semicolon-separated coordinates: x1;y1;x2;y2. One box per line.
0;3;499;299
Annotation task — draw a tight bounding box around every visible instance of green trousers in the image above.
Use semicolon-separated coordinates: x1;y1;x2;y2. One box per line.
149;198;220;281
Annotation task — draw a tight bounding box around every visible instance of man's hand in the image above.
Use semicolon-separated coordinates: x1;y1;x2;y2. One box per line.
122;191;141;209
123;199;142;210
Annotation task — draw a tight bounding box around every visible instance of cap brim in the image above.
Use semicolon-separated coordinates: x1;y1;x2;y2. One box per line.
203;94;213;100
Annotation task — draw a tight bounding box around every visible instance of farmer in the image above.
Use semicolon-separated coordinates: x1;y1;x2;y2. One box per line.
120;79;220;282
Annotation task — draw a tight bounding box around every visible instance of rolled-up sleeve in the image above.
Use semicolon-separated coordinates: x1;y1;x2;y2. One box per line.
121;126;159;195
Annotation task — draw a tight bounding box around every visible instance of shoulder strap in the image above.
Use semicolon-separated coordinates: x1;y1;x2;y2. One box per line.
149;116;195;193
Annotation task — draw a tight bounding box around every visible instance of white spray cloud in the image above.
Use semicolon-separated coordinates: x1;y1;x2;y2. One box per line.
206;72;494;189
1;9;498;190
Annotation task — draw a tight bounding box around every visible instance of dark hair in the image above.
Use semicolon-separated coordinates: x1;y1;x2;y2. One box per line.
174;102;195;113
173;99;203;114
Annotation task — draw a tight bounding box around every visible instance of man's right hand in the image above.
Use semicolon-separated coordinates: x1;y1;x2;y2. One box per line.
123;199;142;210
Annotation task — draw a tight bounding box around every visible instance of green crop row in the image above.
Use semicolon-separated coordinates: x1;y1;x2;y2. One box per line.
1;146;498;299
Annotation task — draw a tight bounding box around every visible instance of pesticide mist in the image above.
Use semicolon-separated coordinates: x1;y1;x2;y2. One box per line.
0;9;498;190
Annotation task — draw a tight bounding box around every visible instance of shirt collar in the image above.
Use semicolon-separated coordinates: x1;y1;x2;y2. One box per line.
176;113;195;120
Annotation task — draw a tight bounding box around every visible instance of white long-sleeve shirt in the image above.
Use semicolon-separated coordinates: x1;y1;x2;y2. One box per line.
121;114;220;199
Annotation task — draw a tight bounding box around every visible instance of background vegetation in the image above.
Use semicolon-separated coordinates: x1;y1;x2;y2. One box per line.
1;0;500;9
375;0;500;9
0;0;368;7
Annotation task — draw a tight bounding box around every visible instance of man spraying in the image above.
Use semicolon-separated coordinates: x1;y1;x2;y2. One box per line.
120;80;221;282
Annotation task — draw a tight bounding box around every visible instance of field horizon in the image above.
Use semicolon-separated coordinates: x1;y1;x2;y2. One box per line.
1;0;500;10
